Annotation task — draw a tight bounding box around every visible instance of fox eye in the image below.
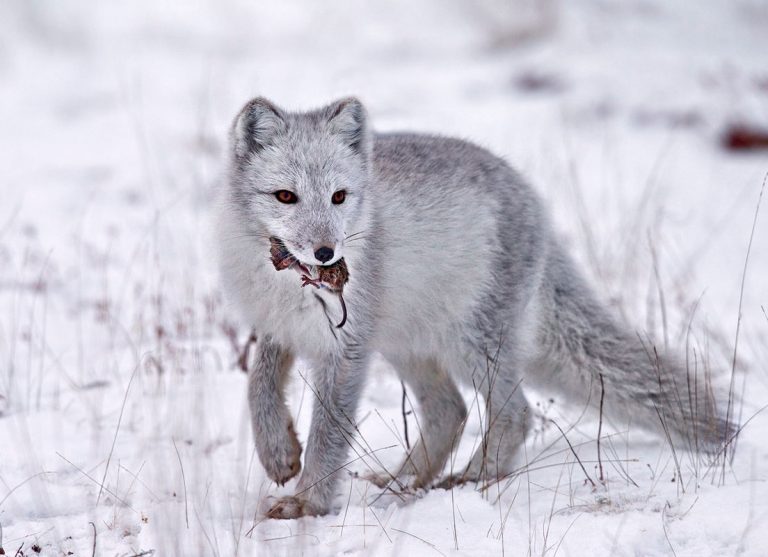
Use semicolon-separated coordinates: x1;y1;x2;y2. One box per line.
331;190;347;205
274;190;298;204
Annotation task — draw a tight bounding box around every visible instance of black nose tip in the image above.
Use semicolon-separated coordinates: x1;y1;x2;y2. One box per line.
314;246;334;263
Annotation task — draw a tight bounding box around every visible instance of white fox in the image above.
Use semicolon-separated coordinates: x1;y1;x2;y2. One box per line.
217;97;733;519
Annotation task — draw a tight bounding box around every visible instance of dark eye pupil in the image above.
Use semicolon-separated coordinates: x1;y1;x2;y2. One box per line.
332;190;346;204
275;190;296;203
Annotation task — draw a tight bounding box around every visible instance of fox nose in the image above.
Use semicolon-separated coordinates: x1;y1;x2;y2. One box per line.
314;246;334;263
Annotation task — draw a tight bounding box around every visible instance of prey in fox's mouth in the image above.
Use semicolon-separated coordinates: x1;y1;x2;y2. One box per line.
269;237;350;328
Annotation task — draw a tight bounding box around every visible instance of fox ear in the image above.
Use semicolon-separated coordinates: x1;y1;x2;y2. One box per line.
231;97;286;160
326;97;370;158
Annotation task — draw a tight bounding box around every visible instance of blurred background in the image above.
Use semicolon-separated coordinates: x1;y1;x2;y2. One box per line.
2;0;767;308
1;1;768;555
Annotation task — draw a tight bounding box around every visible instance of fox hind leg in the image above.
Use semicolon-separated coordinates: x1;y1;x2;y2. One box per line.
369;357;467;490
439;341;531;489
462;374;529;486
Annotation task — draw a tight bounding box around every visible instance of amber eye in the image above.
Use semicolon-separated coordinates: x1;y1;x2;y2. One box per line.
274;190;298;204
331;190;347;205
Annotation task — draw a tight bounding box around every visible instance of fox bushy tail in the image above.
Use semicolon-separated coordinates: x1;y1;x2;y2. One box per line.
533;247;735;453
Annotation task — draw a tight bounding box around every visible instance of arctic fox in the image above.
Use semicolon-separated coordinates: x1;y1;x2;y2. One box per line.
217;96;733;519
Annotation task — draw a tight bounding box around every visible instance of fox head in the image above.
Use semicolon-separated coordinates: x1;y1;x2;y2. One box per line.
228;97;372;267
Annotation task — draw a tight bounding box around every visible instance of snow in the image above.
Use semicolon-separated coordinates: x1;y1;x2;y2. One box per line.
1;0;768;555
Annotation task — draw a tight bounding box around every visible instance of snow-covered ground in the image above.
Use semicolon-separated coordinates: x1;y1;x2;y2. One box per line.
1;1;768;555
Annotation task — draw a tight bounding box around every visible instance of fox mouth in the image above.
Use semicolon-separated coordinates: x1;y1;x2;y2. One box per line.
269;236;350;327
269;236;333;276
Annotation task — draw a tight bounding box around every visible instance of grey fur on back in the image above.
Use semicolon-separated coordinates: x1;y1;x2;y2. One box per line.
217;96;734;519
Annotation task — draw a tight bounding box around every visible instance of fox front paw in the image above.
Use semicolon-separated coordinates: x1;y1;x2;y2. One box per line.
263;495;322;520
361;471;392;489
361;471;413;491
435;473;472;490
260;423;302;486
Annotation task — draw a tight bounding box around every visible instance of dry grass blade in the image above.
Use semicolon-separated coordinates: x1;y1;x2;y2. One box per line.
340;478;354;538
0;472;54;509
96;363;139;506
596;373;606;483
704;402;768;478
661;502;678;557
723;171;766;480
400;380;411;450
295;369;405;492
293;445;399;499
390;528;446;556
172;438;190;529
548;420;596;489
56;453;137;513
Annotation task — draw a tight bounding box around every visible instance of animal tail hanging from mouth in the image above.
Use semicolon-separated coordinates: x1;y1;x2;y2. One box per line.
336;293;347;328
300;272;349;328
